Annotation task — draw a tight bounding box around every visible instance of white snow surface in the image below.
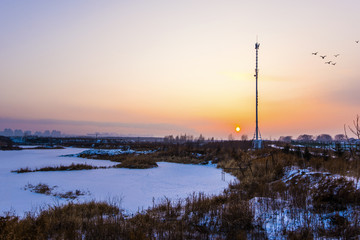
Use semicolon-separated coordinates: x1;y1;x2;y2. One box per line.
63;148;155;157
282;166;360;190
0;148;235;217
251;166;360;239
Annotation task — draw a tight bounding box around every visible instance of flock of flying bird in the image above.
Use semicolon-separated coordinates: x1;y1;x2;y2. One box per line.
311;40;359;66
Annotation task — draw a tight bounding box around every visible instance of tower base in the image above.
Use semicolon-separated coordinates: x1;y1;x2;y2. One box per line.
252;139;263;149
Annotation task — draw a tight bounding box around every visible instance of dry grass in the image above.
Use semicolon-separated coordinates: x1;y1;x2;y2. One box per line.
0;193;262;239
24;183;87;200
114;155;158;169
12;163;103;173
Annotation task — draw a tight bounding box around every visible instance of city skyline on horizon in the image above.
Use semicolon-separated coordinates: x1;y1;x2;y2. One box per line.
0;125;353;142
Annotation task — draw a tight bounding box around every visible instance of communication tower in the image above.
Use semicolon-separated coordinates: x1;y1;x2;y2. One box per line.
253;41;263;149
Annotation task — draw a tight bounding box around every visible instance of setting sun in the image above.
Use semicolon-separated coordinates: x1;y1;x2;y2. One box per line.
235;126;241;133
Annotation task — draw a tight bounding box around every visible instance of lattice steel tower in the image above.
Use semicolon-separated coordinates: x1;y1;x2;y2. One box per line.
253;41;262;149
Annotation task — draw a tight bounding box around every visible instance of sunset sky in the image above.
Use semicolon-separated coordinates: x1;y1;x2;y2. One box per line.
0;0;359;139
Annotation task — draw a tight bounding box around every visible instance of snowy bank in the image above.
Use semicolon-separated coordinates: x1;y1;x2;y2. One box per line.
62;148;155;157
0;148;235;217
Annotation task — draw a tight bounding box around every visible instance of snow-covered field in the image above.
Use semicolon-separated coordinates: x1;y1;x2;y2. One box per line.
251;166;360;239
0;148;235;217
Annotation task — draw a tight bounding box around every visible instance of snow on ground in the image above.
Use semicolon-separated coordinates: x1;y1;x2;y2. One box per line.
63;148;155;157
0;148;235;217
282;166;360;190
251;166;360;239
18;145;41;149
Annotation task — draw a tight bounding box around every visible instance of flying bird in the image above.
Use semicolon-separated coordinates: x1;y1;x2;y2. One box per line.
334;54;340;57
320;55;326;59
312;52;318;55
325;61;332;64
356;40;359;43
332;62;336;65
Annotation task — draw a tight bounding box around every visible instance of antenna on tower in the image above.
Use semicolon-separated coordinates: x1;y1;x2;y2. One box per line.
253;39;263;149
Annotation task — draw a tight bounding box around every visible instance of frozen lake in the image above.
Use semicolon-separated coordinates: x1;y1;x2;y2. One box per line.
0;148;236;216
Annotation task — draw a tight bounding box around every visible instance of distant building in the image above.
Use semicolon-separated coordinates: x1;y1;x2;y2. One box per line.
34;131;42;136
51;130;61;137
1;128;64;137
3;128;14;137
24;130;32;136
43;130;51;137
14;129;24;136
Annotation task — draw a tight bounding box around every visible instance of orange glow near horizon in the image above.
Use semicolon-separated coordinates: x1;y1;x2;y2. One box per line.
1;1;360;139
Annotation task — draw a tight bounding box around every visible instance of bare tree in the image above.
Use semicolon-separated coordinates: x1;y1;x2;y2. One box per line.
349;115;360;139
241;134;248;141
315;134;333;143
344;115;360;142
344;115;360;179
334;134;346;142
297;134;314;142
279;136;292;143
